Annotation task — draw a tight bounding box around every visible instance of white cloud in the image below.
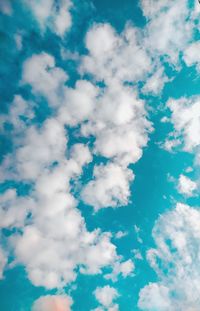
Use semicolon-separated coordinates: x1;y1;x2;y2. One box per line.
24;0;72;36
22;53;68;106
81;163;134;211
139;283;171;311
20;25;153;214
53;0;72;37
7;151;119;288
32;295;72;311
166;96;200;152
162;138;181;153
184;41;200;72
94;285;119;309
81;23;152;84
142;67;169;95
138;203;200;310
0;95;34;132
140;0;195;64
178;174;197;197
105;259;135;281
0;189;34;229
80;83;152;166
1;110;123;288
115;231;128;239
58;80;98;126
13;118;66;180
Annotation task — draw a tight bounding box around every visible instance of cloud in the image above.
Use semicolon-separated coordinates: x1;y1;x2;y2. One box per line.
115;231;128;239
0;189;34;229
24;0;72;36
32;295;72;311
142;67;169;96
166;96;200;153
0;95;34;132
1;42;144;287
140;0;195;64
81;23;152;84
184;41;200;72
7;143;119;288
1;108;122;288
1;117;67;181
177;174;197;197
138;203;200;310
81;163;134;211
22;53;68;107
105;259;135;282
94;285;119;310
58;80;98;126
139;283;171;311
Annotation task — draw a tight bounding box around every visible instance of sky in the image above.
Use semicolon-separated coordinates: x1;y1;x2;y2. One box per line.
0;0;200;310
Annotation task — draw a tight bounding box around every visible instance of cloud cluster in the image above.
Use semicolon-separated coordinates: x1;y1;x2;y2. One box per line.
2;0;199;304
78;23;153;209
1;50;137;287
138;203;200;310
23;0;72;37
20;38;152;211
1;115;120;288
140;0;196;64
81;23;152;84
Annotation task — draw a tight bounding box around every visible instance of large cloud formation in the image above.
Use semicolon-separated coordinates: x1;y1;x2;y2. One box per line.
138;204;200;310
1;0;200;309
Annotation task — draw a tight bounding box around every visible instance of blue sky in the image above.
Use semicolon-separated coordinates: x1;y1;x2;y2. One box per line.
0;0;200;310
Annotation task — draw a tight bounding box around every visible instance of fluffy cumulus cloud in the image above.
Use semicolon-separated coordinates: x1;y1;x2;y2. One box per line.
94;285;119;310
23;0;72;36
32;295;72;311
1;51;136;288
140;0;197;64
138;203;200;310
81;163;134;211
81;23;152;84
20;49;152;213
78;23;153;210
177;174;197;197
184;41;200;72
22;53;68;107
1;114;120;288
163;96;200;154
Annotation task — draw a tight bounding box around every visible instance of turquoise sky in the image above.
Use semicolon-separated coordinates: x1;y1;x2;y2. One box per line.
0;1;200;310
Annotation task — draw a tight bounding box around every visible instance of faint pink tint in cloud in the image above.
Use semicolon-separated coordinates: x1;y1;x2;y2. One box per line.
32;295;72;311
